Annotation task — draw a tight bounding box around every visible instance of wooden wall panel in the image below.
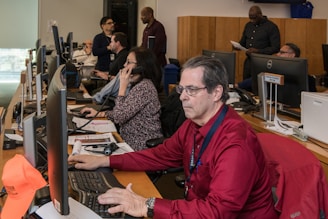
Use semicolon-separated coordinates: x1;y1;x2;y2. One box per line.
306;19;327;75
178;16;326;83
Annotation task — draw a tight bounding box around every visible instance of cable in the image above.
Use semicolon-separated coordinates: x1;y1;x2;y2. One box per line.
68;92;112;135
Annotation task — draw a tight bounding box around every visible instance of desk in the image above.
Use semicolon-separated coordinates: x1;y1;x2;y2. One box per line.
0;83;162;203
241;112;328;182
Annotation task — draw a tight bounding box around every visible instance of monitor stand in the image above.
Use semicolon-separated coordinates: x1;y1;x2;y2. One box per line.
35;197;102;219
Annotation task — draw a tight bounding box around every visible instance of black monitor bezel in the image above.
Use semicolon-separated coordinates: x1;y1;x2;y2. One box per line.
46;64;70;215
202;49;236;86
250;53;309;108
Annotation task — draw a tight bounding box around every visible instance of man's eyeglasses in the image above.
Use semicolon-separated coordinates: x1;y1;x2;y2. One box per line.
278;50;292;54
106;21;115;25
176;85;207;96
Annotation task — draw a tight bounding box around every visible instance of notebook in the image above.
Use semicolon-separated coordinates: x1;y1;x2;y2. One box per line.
301;92;328;144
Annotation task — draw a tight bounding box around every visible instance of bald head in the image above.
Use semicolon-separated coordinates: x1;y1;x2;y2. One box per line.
141;7;154;24
249;6;263;24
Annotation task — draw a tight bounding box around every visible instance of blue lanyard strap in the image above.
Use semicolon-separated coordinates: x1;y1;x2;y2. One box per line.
187;105;228;182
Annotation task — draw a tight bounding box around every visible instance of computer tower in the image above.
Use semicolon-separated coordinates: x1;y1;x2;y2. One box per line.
103;0;138;48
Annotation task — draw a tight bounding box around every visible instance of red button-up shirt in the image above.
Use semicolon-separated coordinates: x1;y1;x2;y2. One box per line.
110;106;278;219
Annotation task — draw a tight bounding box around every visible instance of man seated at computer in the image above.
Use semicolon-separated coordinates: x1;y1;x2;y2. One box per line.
237;43;317;92
69;56;278;218
89;32;129;99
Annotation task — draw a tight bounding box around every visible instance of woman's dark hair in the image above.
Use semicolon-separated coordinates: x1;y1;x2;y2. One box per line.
129;46;163;92
99;16;112;27
182;55;230;103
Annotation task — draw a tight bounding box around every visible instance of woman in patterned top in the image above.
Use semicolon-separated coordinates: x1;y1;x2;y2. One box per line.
81;47;163;151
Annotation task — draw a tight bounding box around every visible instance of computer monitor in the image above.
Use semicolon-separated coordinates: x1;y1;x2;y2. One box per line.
36;45;47;75
52;25;66;65
23;112;47;168
66;32;73;60
250;53;309;108
202;49;236;88
26;60;34;101
47;54;60;85
322;44;328;73
46;64;69;215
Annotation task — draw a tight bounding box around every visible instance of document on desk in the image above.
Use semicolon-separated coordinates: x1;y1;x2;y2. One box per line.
72;117;117;133
230;40;247;51
68;132;116;145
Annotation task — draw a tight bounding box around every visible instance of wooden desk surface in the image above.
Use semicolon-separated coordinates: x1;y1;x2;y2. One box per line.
241;112;328;181
0;83;162;200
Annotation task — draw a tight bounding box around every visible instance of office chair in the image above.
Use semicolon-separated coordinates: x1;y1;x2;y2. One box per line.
257;133;328;218
146;88;186;184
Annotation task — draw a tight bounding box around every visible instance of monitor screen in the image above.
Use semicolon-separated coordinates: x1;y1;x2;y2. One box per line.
250;53;309;108
202;49;236;87
46;64;69;215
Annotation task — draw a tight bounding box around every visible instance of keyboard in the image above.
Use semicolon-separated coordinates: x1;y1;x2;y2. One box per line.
67;90;85;100
67;113;95;135
68;171;137;218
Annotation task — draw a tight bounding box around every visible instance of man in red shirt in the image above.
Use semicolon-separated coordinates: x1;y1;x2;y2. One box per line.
69;56;278;218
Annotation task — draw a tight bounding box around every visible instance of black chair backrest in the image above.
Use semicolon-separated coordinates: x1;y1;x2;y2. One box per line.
160;89;186;138
322;44;328;73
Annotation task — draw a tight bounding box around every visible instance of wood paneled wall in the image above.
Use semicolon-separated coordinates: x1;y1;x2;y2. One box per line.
178;16;327;83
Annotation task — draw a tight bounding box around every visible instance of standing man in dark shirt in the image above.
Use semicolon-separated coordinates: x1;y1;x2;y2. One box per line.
238;5;280;80
92;16;115;72
141;7;167;67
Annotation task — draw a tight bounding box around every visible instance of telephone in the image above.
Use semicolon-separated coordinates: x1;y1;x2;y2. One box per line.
234;87;258;106
131;66;144;74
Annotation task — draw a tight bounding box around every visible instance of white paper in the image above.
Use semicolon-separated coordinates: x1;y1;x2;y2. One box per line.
230;40;247;51
71;141;82;155
72;142;134;156
67;104;86;111
35;197;102;219
72;117;117;133
5;133;23;141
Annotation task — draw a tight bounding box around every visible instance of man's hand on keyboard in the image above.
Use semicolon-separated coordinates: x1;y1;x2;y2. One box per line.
98;183;148;218
68;154;109;170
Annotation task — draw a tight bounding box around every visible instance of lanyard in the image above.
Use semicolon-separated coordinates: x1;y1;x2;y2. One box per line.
186;105;228;183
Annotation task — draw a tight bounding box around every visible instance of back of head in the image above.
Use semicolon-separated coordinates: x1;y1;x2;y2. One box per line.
130;46;162;92
183;55;230;103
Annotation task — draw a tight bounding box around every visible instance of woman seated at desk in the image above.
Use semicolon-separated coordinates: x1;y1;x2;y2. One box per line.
81;47;163;151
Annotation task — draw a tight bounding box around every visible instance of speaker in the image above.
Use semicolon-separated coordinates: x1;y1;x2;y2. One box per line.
103;0;138;48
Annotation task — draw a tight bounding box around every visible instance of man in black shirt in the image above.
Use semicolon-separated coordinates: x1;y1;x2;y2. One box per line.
238;5;280;79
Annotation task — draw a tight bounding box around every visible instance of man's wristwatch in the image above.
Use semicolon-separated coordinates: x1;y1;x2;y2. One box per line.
145;197;155;217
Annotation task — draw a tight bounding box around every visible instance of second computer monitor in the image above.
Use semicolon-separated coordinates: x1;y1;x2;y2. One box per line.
250;53;309;108
202;49;236;88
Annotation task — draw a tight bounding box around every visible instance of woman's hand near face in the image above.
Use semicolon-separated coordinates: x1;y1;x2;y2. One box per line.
118;67;132;96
